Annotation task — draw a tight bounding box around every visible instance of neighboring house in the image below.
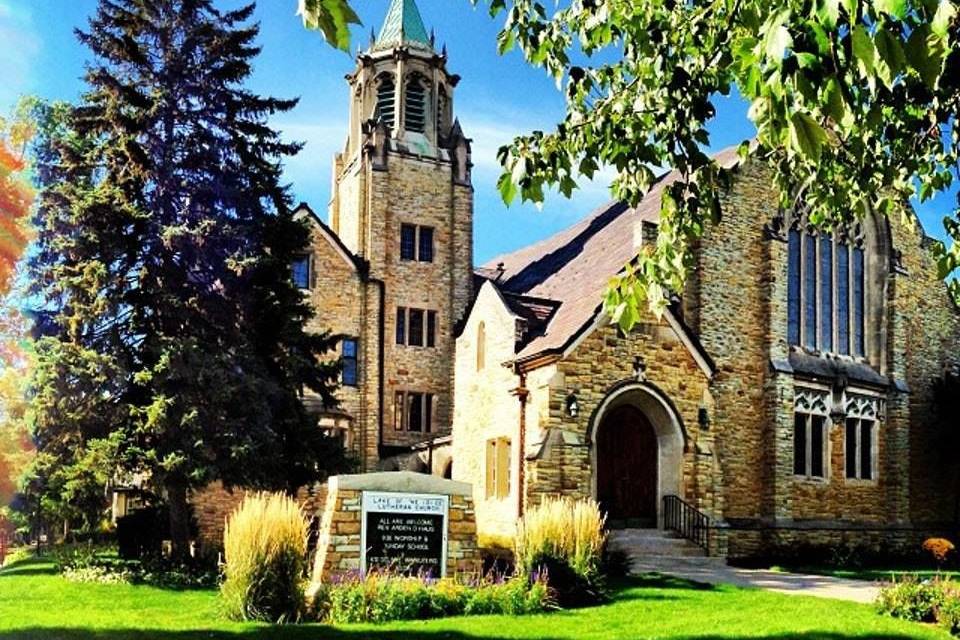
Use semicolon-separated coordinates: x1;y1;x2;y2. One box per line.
196;0;960;557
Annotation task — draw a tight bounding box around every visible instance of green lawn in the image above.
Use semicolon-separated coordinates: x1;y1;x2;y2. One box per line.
0;557;951;640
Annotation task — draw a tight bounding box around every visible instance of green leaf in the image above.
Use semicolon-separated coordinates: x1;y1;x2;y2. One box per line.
789;112;828;163
905;24;946;89
298;0;362;52
876;0;909;19
851;24;877;79
817;0;841;28
497;173;518;205
822;76;850;125
875;28;906;87
933;0;957;37
764;24;794;63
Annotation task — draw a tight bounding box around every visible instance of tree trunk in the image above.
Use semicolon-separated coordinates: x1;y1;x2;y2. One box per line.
166;481;192;562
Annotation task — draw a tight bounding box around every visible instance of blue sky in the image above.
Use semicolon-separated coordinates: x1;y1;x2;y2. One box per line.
0;0;952;263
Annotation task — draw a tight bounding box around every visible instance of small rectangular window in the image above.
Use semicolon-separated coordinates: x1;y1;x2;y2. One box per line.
408;309;424;346
424;393;433;433
426;311;437;348
292;255;311;290
810;415;825;478
341;338;358;387
407;392;423;432
860;420;873;480
400;224;417;261
394;391;405;431
793;413;807;476
418;226;434;262
845;419;858;479
396;307;406;345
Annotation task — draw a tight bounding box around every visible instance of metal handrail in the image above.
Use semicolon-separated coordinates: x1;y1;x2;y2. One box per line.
662;495;711;554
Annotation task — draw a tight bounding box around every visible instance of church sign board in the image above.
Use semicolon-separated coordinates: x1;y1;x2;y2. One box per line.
361;491;449;577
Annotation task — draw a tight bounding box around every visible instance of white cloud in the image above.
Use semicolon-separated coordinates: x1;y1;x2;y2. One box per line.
272;119;348;207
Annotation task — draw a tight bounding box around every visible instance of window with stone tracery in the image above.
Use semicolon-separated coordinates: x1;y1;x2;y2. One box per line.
787;215;866;358
793;387;830;479
844;394;880;481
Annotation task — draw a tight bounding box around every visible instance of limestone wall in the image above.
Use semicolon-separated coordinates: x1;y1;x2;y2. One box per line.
451;282;524;539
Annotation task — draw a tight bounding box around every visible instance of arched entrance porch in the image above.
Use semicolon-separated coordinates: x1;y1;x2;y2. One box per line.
589;381;686;529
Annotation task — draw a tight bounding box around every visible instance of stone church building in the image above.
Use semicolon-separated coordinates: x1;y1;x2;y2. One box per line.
198;0;960;557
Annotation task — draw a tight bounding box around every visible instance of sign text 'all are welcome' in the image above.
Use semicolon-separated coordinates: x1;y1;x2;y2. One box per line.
361;492;449;577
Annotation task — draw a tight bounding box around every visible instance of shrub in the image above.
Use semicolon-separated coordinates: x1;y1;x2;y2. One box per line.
220;492;308;623
938;591;960;635
924;538;956;567
317;572;551;624
876;576;944;623
514;496;607;606
53;543;217;588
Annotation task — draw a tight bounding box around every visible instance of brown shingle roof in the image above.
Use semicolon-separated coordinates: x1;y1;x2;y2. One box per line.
484;146;742;360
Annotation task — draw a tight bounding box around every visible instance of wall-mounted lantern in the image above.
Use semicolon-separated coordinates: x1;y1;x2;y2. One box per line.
698;406;710;430
565;392;580;419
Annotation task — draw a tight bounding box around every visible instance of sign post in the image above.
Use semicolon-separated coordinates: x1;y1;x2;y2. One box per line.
360;491;448;577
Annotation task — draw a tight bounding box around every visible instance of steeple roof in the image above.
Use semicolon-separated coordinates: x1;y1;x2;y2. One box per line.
374;0;432;52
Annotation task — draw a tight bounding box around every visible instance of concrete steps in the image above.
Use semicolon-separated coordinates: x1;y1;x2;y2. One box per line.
607;528;709;560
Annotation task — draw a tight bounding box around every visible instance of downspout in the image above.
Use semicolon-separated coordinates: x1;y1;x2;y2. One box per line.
514;369;529;519
371;277;386;464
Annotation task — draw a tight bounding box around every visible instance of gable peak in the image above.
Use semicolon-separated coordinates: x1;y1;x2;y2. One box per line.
373;0;433;52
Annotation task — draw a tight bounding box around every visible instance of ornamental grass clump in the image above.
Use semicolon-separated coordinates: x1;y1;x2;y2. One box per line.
220;492;308;623
924;538;957;568
514;496;607;606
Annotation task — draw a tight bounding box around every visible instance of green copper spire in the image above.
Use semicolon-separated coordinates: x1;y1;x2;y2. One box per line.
374;0;432;51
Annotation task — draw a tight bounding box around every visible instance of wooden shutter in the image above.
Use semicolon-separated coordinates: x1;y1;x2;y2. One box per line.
496;439;511;499
485;440;496;499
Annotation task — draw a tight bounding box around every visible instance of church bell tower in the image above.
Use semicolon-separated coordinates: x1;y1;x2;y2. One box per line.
328;0;474;460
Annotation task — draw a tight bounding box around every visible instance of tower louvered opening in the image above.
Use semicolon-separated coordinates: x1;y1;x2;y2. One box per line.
405;77;427;134
375;77;396;129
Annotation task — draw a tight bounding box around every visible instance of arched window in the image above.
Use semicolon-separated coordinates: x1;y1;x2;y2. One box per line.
476;321;486;371
375;75;396;129
405;75;427;134
787;218;867;357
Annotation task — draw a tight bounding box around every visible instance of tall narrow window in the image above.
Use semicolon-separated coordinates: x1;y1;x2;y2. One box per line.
407;392;423;432
426;311;437;348
424;394;434;433
853;247;865;357
437;87;448;136
804;234;818;349
408;309;424;346
786;217;873;359
405;77;426;133
788;229;801;346
794;388;829;480
341;338;358;386
844;394;880;481
819;235;833;352
396;307;406;345
418;226;434;262
400;224;416;261
837;246;850;355
292;255;311;290
476;321;486;371
375;77;396;129
394;391;406;430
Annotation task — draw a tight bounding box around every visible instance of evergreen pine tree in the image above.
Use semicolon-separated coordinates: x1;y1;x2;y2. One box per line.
28;0;348;556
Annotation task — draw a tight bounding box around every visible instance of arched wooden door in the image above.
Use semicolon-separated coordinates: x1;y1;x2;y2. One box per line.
596;405;658;528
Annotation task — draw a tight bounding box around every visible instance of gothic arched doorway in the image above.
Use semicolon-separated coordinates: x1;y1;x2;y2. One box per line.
589;381;686;529
596;405;659;528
